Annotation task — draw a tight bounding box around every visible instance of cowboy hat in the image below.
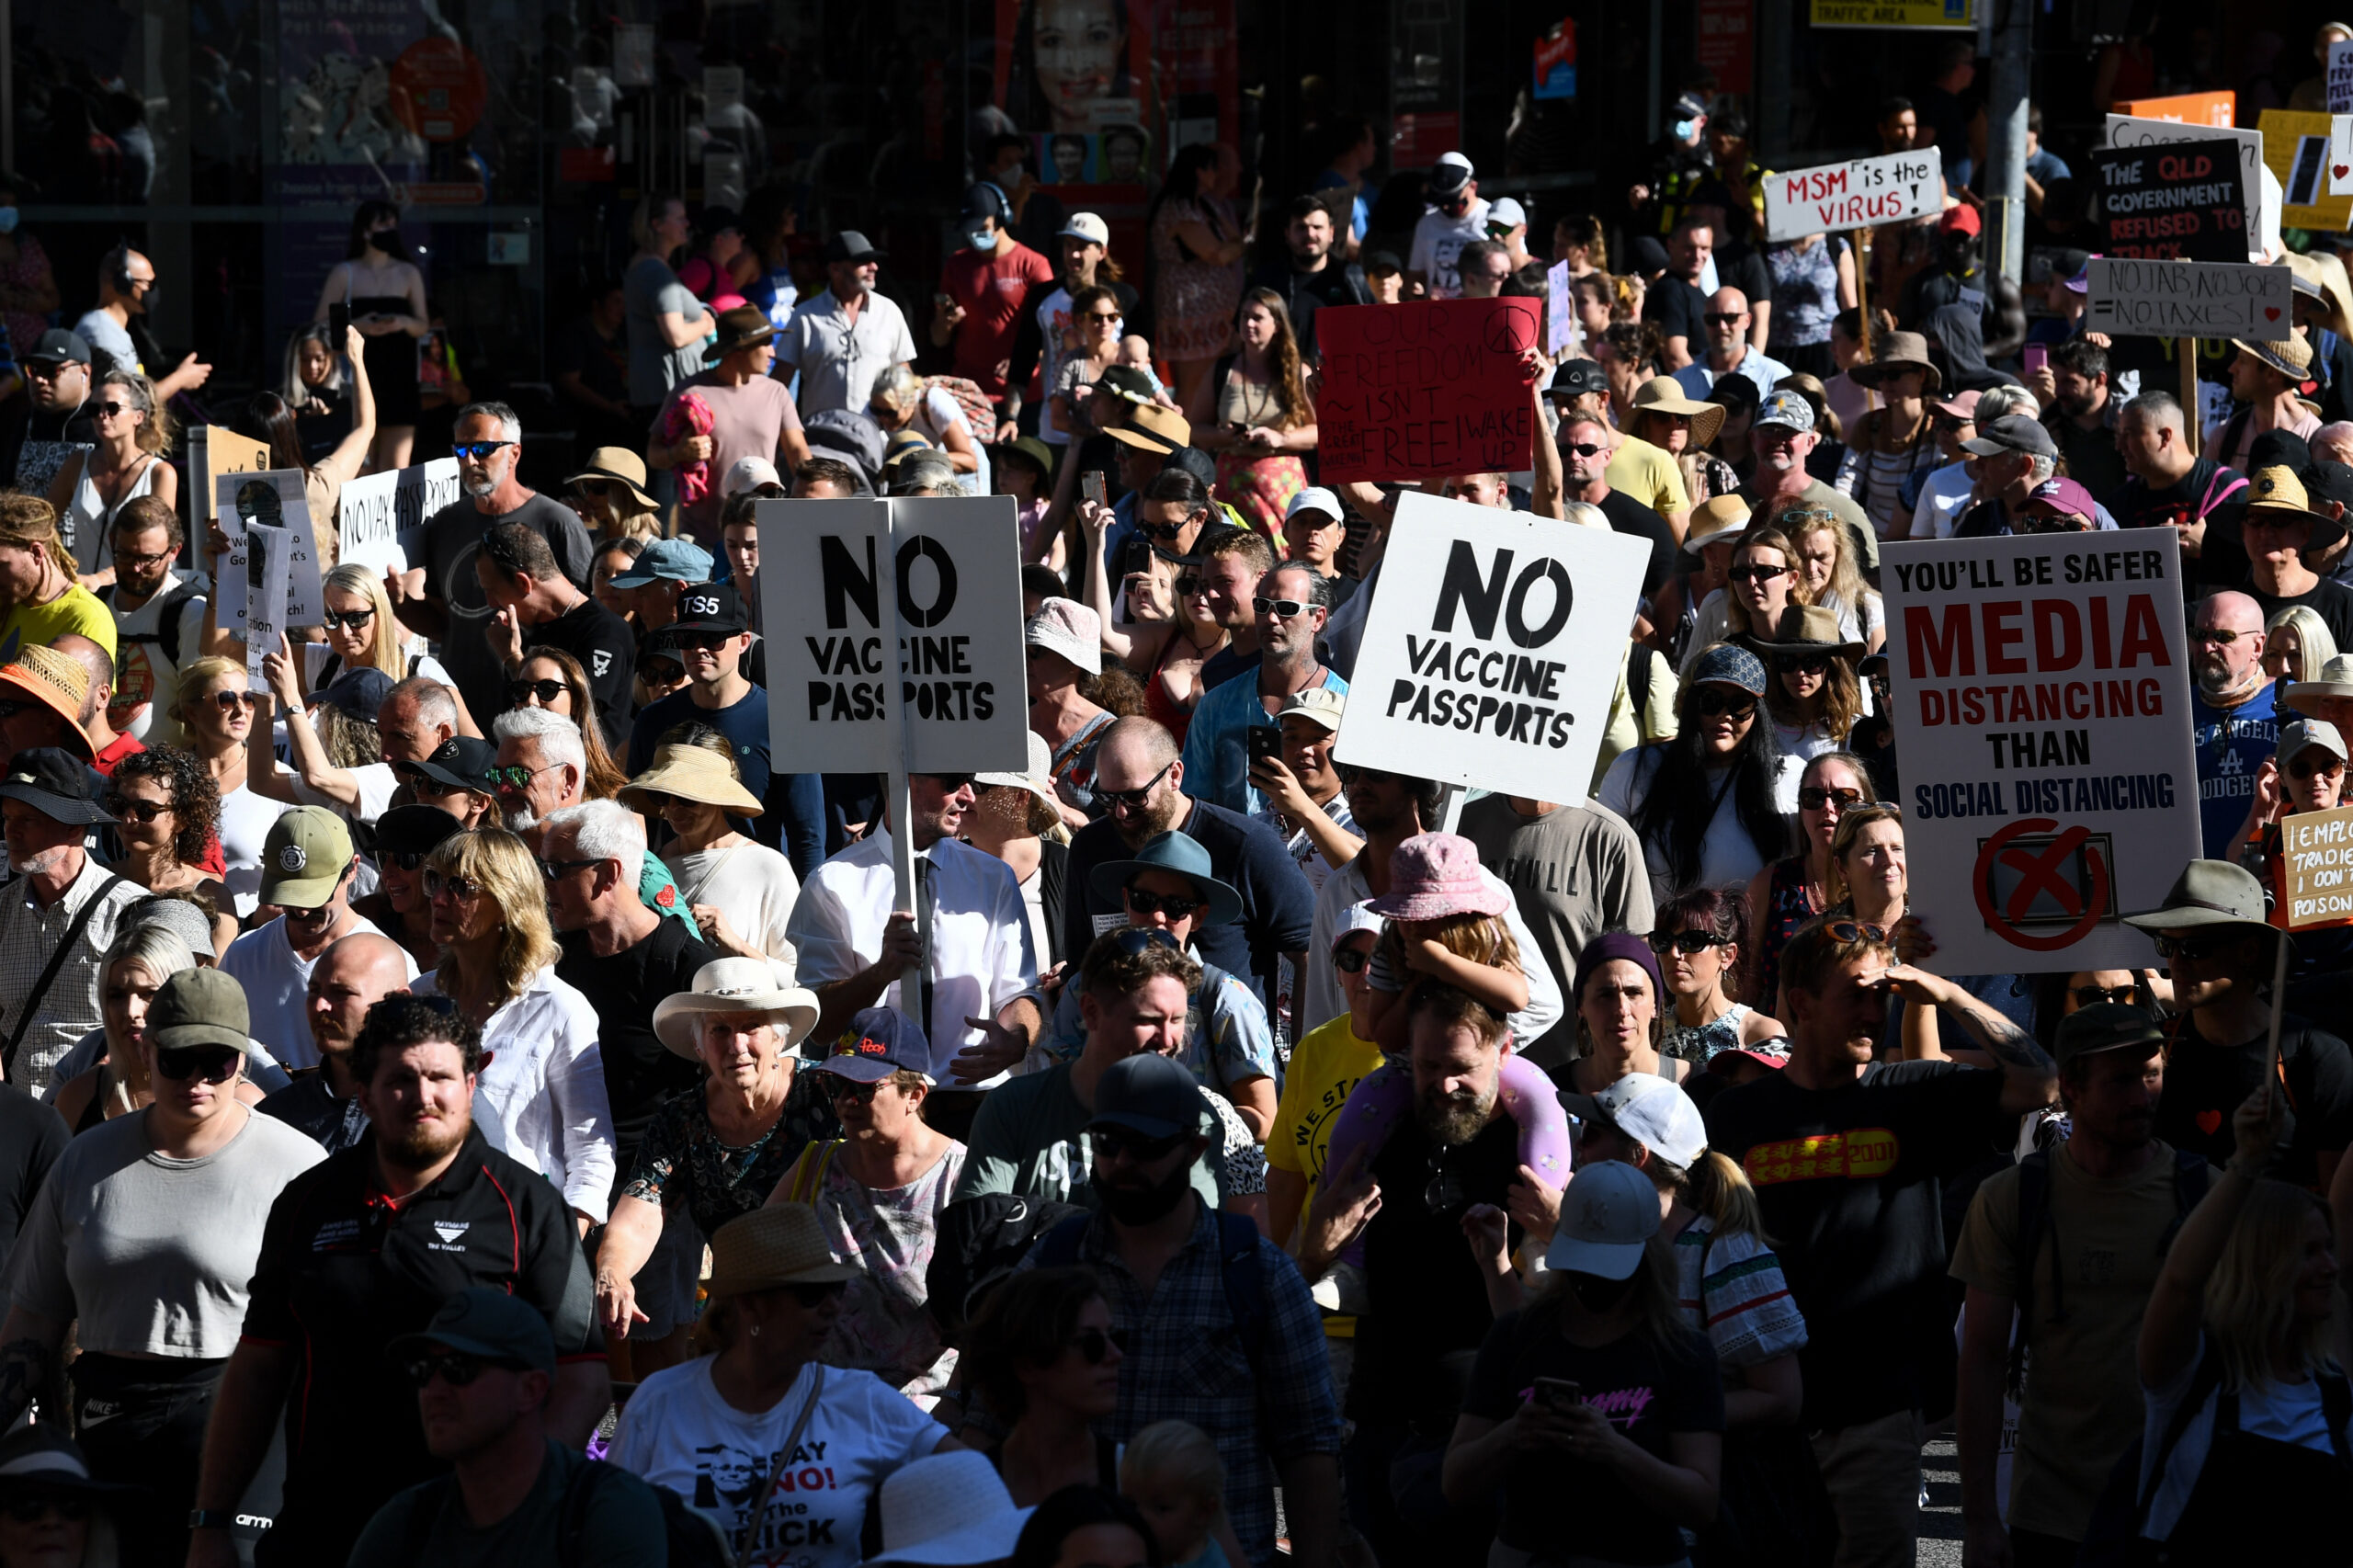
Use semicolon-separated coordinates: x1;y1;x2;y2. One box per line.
621;743;767;818
651;957;821;1059
1849;330;1944;393
2230;334;2313;381
563;446;660;512
703;302;779;363
2238;465;2348;554
1745;603;1867;660
2121;860;2275;938
705;1205;861;1297
1629;377;1725;449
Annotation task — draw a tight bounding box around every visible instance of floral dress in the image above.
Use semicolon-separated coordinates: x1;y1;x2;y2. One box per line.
1151;195;1243;361
620;1070;840;1242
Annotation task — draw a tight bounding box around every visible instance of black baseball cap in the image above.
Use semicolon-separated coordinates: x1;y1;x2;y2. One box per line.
397;735;497;798
1086;1052;1206;1141
0;748;109;825
961;183;1012;224
25;329;89;368
1548;359;1608;399
374;803;467;856
664;581;751;638
2052;1002;2165;1073
1162;446;1219;491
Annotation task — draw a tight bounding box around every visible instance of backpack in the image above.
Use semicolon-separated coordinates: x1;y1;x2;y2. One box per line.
395;1459;732;1567
1032;1209;1269;1377
98;577;202;669
923;374;998;438
2006;1145;2211;1399
925;1193;1086;1344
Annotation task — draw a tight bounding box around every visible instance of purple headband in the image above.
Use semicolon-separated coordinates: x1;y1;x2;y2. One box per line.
1573;930;1664;1006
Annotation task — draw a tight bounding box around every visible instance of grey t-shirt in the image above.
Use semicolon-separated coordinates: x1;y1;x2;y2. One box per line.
954;1061;1264;1210
4;1107;325;1356
624;255;708;407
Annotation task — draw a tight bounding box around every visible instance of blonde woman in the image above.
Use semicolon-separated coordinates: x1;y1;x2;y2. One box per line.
1751;604;1866;760
1780;506;1886;653
1188;289;1316;533
623;731;800;968
170;656;292;917
47;369;176;585
2265;604;2337;687
415;827;613;1223
313;562;462;698
566;447;665;542
870;363;986;494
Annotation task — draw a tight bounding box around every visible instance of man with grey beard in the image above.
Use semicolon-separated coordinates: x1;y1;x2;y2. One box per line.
2188;589;2279;858
1291;982;1522;1568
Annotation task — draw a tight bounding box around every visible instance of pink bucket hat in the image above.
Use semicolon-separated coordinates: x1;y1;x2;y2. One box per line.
1025;597;1103;676
1363;833;1512;922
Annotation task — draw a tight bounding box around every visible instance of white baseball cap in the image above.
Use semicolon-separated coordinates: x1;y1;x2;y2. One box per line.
1285;486;1344;524
1542;1160;1662;1280
1059;212;1110;246
722;456;783;498
1332;900;1385;949
1485;197;1527;231
1559;1073;1710;1169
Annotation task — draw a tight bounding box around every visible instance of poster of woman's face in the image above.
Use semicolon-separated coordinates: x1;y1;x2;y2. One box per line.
1030;0;1126;132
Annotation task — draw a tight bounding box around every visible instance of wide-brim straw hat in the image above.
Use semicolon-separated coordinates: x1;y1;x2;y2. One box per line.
1745;603;1868;660
1850;330;1944;393
563;446;660;512
706;1204;861;1297
2231;335;2313;381
1630;377;1725;449
1680;494;1752;560
620;743;766;818
2285;653;2353;712
0;648;93;761
651;957;821;1060
973;730;1058;812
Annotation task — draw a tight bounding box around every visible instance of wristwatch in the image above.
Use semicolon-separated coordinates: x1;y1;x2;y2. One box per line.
188;1509;239;1530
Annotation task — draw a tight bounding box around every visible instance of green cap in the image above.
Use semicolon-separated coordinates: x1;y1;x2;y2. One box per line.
259;806;354;909
149;968;250;1052
2052;1001;2165;1073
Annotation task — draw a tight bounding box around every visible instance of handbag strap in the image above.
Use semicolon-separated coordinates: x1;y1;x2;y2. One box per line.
738;1364;826;1568
3;873;124;1083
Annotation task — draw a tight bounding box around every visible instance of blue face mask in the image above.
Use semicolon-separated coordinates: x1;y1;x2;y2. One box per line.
0;208;18;236
967;227;995;252
1674;119;1699;142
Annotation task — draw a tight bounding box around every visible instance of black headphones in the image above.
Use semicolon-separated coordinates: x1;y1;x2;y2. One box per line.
104;244;138;296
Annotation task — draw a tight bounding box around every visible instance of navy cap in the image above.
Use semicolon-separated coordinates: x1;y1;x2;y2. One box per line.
1547;359;1608;399
25;329;90;367
961;183;1012;224
1086;1052;1205;1141
816;1006;935;1084
665;580;750;637
312;665;395;722
387;1285;557;1375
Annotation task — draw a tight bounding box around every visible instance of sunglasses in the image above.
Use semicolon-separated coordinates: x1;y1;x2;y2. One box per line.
1693;688;1757;719
1124;886;1203;919
102;794;169;822
642;659;687;685
507;678;567;705
2290;754;2347;779
787;1279;849;1308
1647;929;1731;954
385;849;432;872
1141;519;1188;542
1087;1125;1190;1164
1563;442;1606;458
321;607;376;631
212;689;260;712
2071;983;2139;1006
2152;931;2245;962
1798;785;1865;811
489;761;562;790
155;1045;242;1084
452;440;515;461
1088;312;1125;324
575;479;619;499
1824;920;1889;943
1701;311;1746;325
1099;759;1176;811
824;1076;885;1105
423;870;484;902
1333;945;1372;973
2192;628;2246;645
924;773;977;793
666;630;737;652
1252;596;1313;619
1776;653;1832;675
0;699;36;721
1;1495;90;1524
402;1350;525;1390
1728;564;1790;584
1175;574;1207;597
538;857;601;881
1069;1326;1131;1363
93;399;137;419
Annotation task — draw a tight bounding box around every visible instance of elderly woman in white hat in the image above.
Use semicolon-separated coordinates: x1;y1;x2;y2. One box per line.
608;1204;962;1567
963;730;1070;971
593;958;827;1344
625;733;801;971
1027;597;1118;824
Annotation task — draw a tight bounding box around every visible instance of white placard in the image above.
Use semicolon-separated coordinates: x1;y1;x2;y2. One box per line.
1762;152;1943;243
1545;261;1575;358
335;457;459;575
2083;257;2294;340
1881;532;2200;975
242;523;293;688
2105;115;2266;244
758;495;1030;774
215;469;326;632
1330;491;1648;801
2332;116;2353;197
2331;40;2353;114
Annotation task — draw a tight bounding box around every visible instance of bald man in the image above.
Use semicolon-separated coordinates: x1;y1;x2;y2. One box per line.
1672;287;1790;403
52;632;139;773
72;245;212;402
2191;590;2279;858
255;932;416;1153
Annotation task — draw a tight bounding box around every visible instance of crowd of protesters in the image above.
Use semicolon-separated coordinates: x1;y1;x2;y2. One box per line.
3;39;2353;1568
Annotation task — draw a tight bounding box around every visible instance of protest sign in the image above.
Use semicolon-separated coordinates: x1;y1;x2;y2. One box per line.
2114;90;2235;127
2335;116;2353;198
1313;299;1540;484
2106;115;2265;239
2332;40;2353;114
241;523;293;688
1881;531;2200;974
1331;491;1649;801
2258;108;2353;232
757;494;1029;775
188;427;273;523
2083;257;2293;339
2090;139;2246;261
336;458;460;574
2279;804;2353;928
1762;151;1941;243
214;470;326;635
1545;261;1575;357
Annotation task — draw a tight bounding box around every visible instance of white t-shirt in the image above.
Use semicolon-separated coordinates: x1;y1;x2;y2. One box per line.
108;572;209;745
910;386;988;496
290;760;400;828
218;786;294;917
1035;285;1077;444
609;1357;945;1567
2138;1335;2341;1540
219;909;413;1070
663;839;802;977
1598;744;1803;906
1408;199;1490;300
1909;460;1978;540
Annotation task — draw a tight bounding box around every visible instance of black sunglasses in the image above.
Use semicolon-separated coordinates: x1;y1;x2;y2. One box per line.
1798;785;1865;811
507;678;567;705
1125;885;1202;919
1728;564;1790;584
102;794;169;822
452;439;515;461
1098;759;1176;811
1693;688;1758;719
321;608;376;631
825;1076;884;1105
642;659;688;684
1333;946;1371;972
1702;311;1746;324
1562;441;1606;458
923;773;976;793
386;849;432;871
1824;920;1890;943
1141;520;1188;542
1174;574;1205;597
2153;930;2251;962
402;1350;525;1390
1647;929;1731;955
155;1046;242;1084
666;630;737;652
1776;653;1833;675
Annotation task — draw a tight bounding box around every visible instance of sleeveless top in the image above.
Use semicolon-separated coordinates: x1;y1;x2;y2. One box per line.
1145;632;1206;744
64;450;162;574
1756;855;1824;1002
1663;1002;1754;1066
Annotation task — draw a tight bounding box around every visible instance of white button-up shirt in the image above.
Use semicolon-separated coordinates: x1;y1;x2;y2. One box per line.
785;829;1040;1083
412;965;617;1220
779;288;917;419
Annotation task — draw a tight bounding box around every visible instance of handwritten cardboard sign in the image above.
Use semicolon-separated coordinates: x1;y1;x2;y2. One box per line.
2279;804;2353;927
1313;299;1540;484
2091;139;2246;262
2084;258;2293;340
1762;151;1942;243
2331;40;2353;115
1546;261;1576;357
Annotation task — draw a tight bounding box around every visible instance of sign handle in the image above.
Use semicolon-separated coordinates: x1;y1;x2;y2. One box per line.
1853;229;1876;412
2265;919;2290;1089
877;499;924;1028
2178;337;2200;436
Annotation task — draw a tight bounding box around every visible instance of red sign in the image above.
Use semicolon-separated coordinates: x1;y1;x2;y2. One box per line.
1695;0;1755;96
388;38;487;143
1313;299;1540;483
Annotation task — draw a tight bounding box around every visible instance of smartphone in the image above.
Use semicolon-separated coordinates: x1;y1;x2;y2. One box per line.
2023;343;2048;376
328;301;350;339
1533;1377;1582;1410
1082;471;1108;507
1247;726;1282;767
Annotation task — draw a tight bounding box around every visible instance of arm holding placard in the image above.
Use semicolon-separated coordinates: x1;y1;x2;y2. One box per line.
311;324;378;498
807;911;925;1044
260;642;364;808
2228;756;2286;873
1529;362;1564;521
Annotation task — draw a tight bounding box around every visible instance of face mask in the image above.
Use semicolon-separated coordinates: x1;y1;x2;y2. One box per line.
967;228;995;252
1098;1160;1194;1225
1674;119;1699;141
1569;1270;1639;1311
0;208;18;236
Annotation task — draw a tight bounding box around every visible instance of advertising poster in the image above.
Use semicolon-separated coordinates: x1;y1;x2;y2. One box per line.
988;0;1233;171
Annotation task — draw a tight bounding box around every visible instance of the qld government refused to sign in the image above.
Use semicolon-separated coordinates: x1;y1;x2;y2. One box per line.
2085;257;2294;339
1334;492;1648;802
1881;531;2200;972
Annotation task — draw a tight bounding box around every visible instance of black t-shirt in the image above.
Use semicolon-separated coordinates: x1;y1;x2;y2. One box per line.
1464;1312;1724;1565
1198;643;1262;694
1594;488;1677;597
2106;460;2249;600
531;593;639;752
1063;801;1315;1024
241;1130;600;1564
1351;1111;1521;1426
1251;257;1372;360
2155;1015;2353;1188
1643;276;1709;349
2246;576;2353;659
419;493;598;729
1703;1059;2007;1428
1719;249;1772;324
556;919;715;1171
0;1085;67;1275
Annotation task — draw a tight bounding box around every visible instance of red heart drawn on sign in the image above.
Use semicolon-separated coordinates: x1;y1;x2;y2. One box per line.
2267;307;2282;321
2196;1109;2223;1135
2338;165;2351;178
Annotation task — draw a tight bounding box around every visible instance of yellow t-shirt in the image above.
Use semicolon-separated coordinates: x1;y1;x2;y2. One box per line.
1268;1013;1385;1224
0;585;117;665
1606;437;1689;519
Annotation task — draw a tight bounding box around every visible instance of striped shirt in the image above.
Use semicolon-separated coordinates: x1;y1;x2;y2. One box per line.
1673;1213;1809;1370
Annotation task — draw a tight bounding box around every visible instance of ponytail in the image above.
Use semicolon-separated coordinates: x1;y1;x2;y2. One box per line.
1665;1150;1771;1247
